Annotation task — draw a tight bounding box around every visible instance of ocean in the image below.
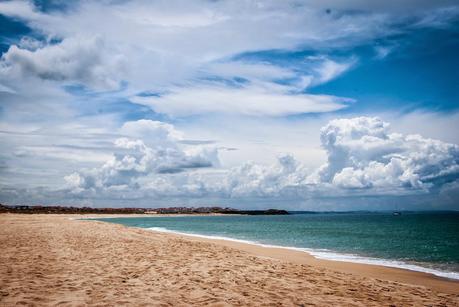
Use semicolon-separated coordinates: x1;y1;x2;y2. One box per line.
94;212;459;280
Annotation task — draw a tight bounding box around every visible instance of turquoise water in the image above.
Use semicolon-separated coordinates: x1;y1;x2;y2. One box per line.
94;212;459;279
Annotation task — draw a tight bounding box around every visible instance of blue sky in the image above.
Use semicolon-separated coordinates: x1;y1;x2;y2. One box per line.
0;0;459;210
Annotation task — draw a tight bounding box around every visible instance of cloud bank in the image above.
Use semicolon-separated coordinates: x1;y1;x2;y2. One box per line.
62;117;459;207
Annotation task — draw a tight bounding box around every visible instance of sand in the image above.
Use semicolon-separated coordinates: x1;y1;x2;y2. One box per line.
0;214;458;306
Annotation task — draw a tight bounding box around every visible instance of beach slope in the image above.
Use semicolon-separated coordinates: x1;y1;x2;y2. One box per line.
0;214;458;306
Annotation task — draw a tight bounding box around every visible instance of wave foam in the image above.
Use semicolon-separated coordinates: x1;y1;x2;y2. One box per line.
147;227;459;280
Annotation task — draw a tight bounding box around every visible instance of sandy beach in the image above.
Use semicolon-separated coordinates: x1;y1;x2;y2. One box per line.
0;214;458;306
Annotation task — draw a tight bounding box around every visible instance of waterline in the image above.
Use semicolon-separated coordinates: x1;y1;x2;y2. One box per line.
147;226;459;280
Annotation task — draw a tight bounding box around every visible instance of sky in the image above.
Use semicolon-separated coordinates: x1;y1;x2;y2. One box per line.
0;0;459;210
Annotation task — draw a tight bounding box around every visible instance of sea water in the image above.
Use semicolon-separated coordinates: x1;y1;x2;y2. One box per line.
94;212;459;280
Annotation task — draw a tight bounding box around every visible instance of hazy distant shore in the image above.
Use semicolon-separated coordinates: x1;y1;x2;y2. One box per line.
0;204;289;215
1;214;458;306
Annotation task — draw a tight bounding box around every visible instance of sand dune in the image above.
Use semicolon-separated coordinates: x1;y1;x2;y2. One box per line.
0;214;458;306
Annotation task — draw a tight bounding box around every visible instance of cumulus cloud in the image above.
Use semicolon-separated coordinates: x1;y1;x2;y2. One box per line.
120;120;183;145
227;117;459;201
225;154;308;198
220;118;458;197
312;117;459;191
65;120;219;192
63;117;459;204
212;117;457;198
1;36;126;90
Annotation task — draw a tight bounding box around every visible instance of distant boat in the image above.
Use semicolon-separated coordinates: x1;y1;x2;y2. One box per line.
392;211;401;216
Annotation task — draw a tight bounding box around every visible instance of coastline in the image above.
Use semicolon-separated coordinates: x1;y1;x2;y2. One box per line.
143;226;459;281
89;214;459;282
145;227;459;293
1;214;458;306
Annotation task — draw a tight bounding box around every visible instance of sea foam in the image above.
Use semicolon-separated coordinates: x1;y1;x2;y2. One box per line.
147;226;459;281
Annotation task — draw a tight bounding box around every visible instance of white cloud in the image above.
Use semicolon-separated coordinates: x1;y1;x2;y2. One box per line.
0;0;456;118
0;0;366;117
389;111;459;145
201;61;297;82
1;1;392;54
61;117;459;205
219;117;458;198
0;1;40;20
311;117;459;191
65;120;219;192
312;58;356;85
120;119;183;146
127;55;358;116
131;84;351;117
225;154;309;198
1;36;126;91
0;0;372;117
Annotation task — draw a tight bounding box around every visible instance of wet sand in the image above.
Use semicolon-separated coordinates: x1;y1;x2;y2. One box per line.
0;214;458;306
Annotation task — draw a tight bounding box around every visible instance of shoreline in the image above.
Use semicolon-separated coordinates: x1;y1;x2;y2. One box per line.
83;214;459;294
1;214;458;306
85;214;459;284
139;227;459;294
143;226;459;281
